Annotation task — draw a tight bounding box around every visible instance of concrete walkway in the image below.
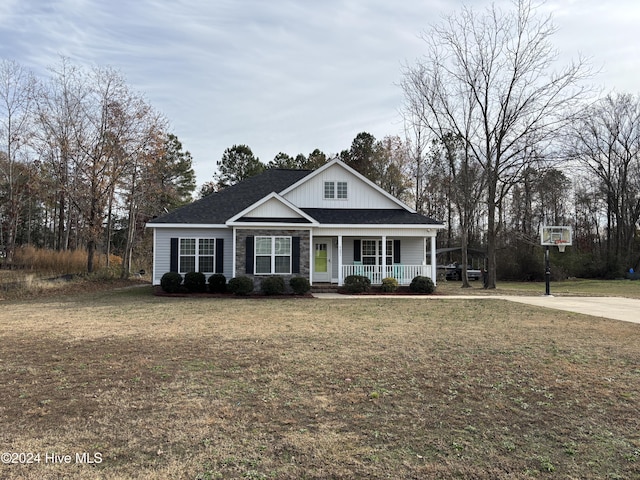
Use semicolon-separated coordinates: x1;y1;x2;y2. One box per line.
313;293;640;325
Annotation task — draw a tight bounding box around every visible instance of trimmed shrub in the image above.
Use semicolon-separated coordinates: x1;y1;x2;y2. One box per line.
184;271;207;293
208;273;227;293
343;274;371;294
160;272;183;293
381;277;399;293
290;276;311;295
409;275;435;294
261;276;286;295
228;276;254;296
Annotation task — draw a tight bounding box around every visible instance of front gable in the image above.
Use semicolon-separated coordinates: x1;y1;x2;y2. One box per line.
280;159;411;211
226;192;318;226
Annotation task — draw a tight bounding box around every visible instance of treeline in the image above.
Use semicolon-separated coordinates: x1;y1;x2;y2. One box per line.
0;58;196;275
3;0;640;281
202;119;639;281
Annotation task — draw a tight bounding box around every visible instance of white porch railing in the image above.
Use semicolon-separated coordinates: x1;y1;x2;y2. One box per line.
342;264;432;286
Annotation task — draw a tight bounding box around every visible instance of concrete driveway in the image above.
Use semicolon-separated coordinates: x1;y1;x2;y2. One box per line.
313;293;640;325
498;296;640;324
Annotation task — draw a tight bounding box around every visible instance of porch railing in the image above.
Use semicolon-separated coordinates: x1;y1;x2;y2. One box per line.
342;264;431;286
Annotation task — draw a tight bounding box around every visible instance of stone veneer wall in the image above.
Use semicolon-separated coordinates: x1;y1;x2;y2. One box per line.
235;229;311;292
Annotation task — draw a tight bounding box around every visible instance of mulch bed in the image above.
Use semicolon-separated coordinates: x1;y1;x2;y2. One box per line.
153;286;314;298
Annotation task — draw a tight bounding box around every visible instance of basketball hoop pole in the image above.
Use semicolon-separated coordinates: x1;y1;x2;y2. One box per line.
545;245;551;296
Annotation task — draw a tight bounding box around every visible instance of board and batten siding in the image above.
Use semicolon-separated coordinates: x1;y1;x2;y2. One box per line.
152;228;233;285
244;197;302;219
283;163;400;209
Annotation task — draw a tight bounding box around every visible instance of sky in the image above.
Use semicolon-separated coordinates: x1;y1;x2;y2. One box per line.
1;0;640;187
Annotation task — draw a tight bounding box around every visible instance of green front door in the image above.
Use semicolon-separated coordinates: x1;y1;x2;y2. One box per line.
313;239;331;282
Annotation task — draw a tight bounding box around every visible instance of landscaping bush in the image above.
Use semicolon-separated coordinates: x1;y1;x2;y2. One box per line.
208;273;227;293
381;277;399;293
343;275;371;294
160;272;183;293
261;276;286;295
228;276;254;296
290;276;311;295
409;275;435;294
184;271;207;293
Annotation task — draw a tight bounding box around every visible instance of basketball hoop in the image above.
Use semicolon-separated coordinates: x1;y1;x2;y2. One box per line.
540;226;572;296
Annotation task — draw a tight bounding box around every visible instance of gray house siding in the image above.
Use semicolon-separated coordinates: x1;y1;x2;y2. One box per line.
152;228;233;285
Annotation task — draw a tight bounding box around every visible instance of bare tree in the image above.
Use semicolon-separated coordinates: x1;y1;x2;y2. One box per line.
119;118;171;278
0;60;37;264
439;133;486;287
401;0;590;287
570;92;640;273
35;58;89;251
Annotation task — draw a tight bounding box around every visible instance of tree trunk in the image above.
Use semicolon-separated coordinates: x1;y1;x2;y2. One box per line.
486;180;498;289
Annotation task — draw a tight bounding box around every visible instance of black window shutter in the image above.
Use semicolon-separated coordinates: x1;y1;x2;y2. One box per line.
353;239;361;262
215;238;224;273
292;236;301;274
245;236;254;274
393;239;401;264
170;238;179;272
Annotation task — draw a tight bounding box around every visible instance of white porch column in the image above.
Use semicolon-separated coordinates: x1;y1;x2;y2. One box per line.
430;235;437;285
232;227;237;279
381;235;386;279
337;235;343;285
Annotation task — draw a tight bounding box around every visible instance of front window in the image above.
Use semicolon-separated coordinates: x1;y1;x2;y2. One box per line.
256;236;291;274
179;238;215;273
361;239;394;266
362;240;378;266
198;239;216;272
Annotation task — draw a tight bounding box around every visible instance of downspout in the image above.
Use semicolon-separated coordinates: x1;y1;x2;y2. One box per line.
309;229;314;286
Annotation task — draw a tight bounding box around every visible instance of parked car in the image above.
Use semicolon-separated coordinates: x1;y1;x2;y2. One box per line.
444;264;482;281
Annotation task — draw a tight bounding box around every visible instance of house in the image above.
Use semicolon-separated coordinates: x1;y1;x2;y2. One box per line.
146;158;444;288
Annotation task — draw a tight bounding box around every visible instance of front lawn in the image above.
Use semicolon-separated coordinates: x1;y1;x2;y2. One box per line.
0;287;639;478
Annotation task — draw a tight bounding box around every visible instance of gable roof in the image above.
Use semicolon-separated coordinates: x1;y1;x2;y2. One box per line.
227;192;319;226
281;157;417;213
147;160;444;227
148;168;312;225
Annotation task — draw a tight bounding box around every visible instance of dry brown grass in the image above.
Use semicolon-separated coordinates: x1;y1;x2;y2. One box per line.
1;287;639;479
11;245;122;274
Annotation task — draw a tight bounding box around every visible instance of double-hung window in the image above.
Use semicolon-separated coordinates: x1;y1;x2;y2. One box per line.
324;181;347;199
361;239;395;266
179;238;215;273
324;181;335;199
337;181;348;199
361;240;378;266
255;236;291;274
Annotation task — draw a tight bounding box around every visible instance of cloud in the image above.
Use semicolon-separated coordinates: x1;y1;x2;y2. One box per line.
2;0;640;185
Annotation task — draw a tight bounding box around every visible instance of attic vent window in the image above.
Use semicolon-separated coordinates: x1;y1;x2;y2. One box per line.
324;181;347;200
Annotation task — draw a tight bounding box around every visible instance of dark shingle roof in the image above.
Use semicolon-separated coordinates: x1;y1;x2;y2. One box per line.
148;169;312;224
302;208;442;225
148;168;443;226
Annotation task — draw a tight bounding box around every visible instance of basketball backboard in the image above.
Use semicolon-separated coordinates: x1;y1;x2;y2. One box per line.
540;226;572;247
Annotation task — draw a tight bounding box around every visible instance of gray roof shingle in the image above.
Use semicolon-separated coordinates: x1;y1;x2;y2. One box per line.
148;168;443;226
148;168;312;224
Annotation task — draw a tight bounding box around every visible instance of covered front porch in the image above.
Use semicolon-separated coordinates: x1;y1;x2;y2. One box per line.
311;233;438;286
